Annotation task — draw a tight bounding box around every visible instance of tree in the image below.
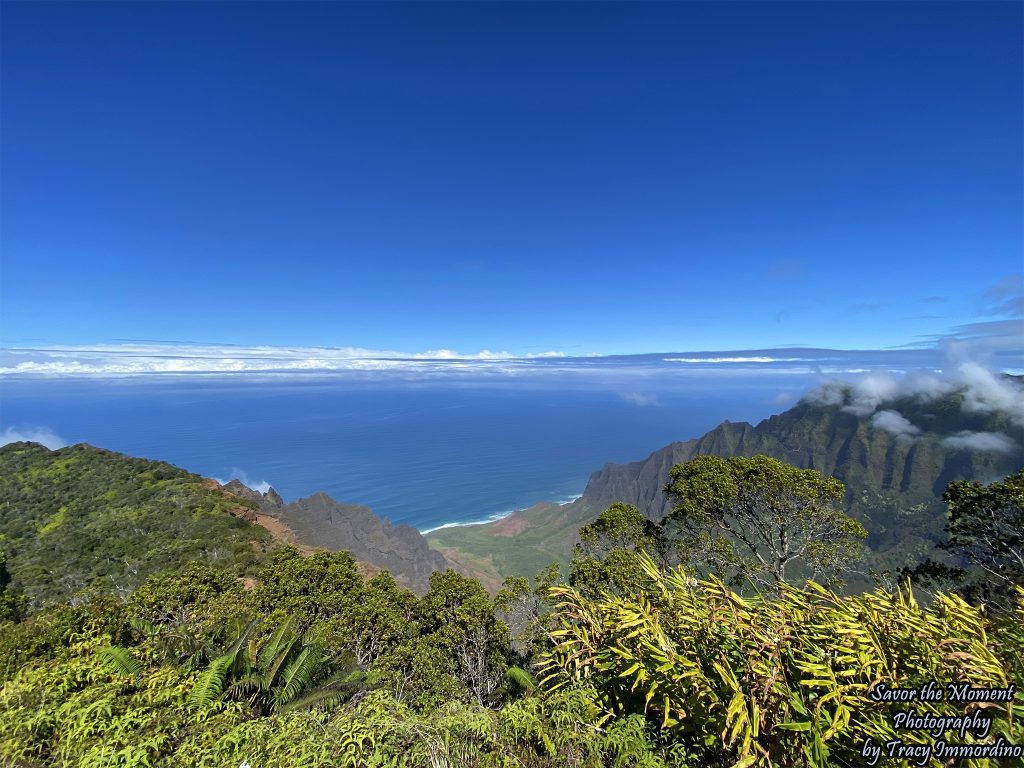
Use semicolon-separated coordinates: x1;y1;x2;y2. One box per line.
342;570;417;669
495;566;560;673
664;455;866;589
0;551;27;623
369;635;461;709
568;502;665;597
942;470;1024;590
418;569;512;707
907;470;1024;611
251;547;363;631
127;560;243;626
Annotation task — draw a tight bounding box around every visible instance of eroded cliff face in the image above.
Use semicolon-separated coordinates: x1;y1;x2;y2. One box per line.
224;482;447;593
576;398;1021;522
577;422;756;520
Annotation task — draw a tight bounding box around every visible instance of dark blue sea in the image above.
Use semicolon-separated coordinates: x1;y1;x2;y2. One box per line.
0;371;816;531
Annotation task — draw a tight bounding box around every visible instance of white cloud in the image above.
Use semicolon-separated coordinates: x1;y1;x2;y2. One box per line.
0;343;569;377
901;372;957;401
803;365;1019;425
839;374;901;416
665;356;801;364
771;391;797;407
810;372;949;416
619;391;660;407
413;349;509;360
870;410;921;440
958;362;1024;427
804;381;846;407
941;431;1019;454
0;426;68;450
214;469;272;494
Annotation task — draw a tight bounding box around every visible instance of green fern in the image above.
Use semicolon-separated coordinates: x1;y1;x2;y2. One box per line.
505;665;536;692
187;653;234;711
98;646;144;679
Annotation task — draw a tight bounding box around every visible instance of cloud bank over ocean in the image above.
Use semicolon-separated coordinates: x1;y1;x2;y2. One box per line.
618;391;661;407
1;336;1020;379
0;343;569;377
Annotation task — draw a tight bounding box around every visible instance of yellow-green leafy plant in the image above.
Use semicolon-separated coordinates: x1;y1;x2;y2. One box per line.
540;553;1024;767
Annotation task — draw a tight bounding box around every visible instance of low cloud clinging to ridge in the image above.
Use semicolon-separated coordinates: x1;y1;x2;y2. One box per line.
0;427;67;450
804;361;1023;455
959;362;1024;426
942;431;1019;454
808;372;955;416
806;364;1022;423
870;410;921;441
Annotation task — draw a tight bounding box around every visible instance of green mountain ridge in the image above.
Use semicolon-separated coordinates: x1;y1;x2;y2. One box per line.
0;442;272;610
0;442;448;610
427;385;1024;588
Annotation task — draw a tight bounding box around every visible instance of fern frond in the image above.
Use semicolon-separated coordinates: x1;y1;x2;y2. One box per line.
257;615;298;677
225;671;267;698
275;686;347;714
506;666;537;692
275;646;322;706
129;617;158;638
187;653;233;711
99;646;144;678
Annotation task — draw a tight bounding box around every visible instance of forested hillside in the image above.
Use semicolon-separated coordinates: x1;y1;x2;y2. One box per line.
0;440;1022;766
0;442;271;609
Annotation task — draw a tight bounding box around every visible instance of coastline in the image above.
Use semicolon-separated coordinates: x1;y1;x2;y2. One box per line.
419;493;582;535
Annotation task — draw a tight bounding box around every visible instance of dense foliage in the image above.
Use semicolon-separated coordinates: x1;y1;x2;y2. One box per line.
0;443;271;608
905;470;1024;613
1;442;1021;766
0;547;668;767
3;546;1021;766
545;554;1023;767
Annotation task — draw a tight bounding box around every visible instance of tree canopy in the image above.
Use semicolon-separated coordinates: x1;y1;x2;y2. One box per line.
664;455;867;589
907;469;1024;612
941;469;1024;595
569;502;665;597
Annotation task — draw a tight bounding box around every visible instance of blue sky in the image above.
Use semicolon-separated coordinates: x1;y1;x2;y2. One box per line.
1;1;1021;357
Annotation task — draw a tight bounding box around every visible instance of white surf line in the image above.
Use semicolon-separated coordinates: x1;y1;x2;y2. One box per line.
419;493;583;535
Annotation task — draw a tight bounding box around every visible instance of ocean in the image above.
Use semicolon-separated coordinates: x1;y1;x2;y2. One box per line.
0;369;816;531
